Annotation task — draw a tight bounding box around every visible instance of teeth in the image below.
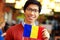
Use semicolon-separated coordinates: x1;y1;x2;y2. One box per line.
29;17;34;19
28;15;35;19
29;16;35;18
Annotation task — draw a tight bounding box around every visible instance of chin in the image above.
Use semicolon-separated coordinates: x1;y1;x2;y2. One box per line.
26;18;35;22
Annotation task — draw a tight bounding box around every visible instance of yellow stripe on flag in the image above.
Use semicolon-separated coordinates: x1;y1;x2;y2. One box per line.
30;25;39;39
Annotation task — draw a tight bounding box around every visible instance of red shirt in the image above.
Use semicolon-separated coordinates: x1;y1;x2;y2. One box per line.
5;23;45;40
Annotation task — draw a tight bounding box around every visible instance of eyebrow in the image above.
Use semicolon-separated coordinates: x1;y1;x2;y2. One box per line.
27;7;38;10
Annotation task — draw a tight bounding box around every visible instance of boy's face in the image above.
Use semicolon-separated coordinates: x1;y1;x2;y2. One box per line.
24;4;39;23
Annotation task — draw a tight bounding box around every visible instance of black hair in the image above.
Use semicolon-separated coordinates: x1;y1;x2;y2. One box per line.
23;0;41;13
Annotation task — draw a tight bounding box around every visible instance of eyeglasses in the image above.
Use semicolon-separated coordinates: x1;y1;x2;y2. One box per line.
26;7;39;13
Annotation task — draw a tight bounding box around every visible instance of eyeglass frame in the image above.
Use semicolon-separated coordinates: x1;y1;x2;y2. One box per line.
26;7;39;13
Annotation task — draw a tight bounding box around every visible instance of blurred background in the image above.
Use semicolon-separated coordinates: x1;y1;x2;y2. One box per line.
0;0;60;40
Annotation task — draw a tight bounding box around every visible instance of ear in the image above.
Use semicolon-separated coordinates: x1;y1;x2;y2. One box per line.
24;10;26;15
23;10;25;14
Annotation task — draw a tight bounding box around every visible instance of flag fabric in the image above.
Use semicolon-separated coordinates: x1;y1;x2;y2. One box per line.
38;26;44;40
23;24;32;37
23;24;44;39
30;25;38;39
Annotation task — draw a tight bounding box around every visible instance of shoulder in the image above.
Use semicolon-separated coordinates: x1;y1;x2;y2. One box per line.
6;23;23;33
5;24;23;40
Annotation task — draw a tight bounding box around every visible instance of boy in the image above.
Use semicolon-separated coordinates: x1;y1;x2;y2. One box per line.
5;0;50;40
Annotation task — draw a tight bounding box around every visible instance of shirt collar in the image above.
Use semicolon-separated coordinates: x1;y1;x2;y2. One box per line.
22;21;36;27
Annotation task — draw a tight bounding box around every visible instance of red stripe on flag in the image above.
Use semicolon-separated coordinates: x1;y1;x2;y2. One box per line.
38;26;45;40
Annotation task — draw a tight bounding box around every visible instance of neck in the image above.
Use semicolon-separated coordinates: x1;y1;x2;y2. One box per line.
24;19;35;25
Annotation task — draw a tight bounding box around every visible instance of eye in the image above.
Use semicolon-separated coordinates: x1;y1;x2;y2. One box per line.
33;9;39;12
26;7;39;13
26;8;31;11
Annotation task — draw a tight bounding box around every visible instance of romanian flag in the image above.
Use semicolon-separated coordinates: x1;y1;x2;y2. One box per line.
23;24;44;39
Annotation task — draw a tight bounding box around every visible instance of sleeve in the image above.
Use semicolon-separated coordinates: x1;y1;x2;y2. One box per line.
5;28;13;40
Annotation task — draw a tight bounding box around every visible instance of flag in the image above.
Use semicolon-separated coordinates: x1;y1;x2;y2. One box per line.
23;24;44;39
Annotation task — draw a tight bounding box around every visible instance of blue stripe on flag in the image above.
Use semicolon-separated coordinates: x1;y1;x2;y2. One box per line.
23;24;32;37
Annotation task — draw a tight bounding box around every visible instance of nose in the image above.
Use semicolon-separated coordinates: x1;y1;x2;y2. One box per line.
30;11;34;15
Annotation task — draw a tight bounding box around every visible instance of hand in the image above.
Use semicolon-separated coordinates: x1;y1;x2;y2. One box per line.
1;32;6;37
42;29;50;40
